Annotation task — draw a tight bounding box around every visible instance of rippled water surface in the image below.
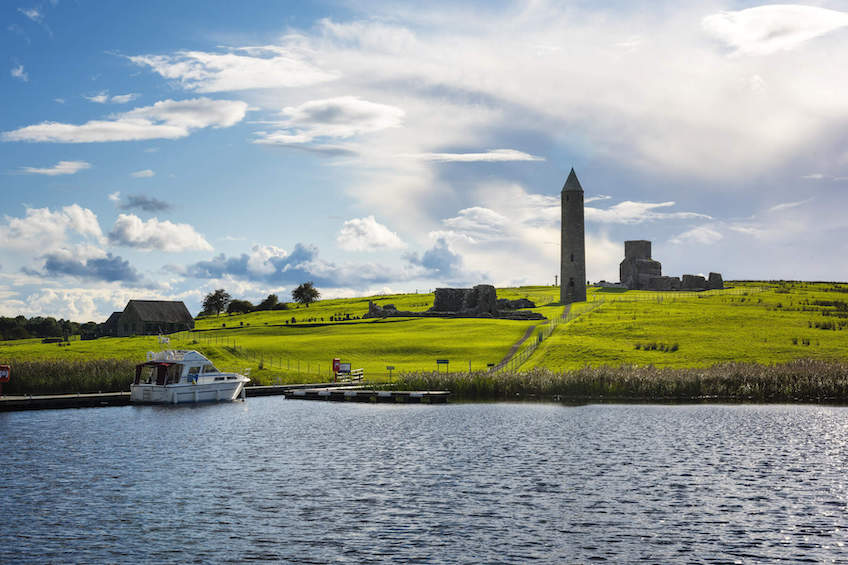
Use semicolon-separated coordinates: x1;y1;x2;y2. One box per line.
2;400;848;563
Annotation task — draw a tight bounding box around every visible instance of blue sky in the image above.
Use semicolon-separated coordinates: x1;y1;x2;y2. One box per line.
3;0;848;321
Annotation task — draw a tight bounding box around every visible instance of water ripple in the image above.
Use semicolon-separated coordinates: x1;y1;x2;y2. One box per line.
3;402;848;563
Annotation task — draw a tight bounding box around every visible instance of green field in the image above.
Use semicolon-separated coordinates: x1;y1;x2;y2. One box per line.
2;281;848;395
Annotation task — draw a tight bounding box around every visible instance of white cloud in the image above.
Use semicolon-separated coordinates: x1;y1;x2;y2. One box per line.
19;160;91;176
109;214;212;252
11;64;28;82
128;45;338;92
671;225;724;245
0;205;104;253
768;198;813;213
702;5;848;56
130;169;155;178
85;91;139;104
85;91;109;104
246;244;288;274
401;149;543;162
439;207;510;242
586;201;711;224
337;216;406;251
110;93;138;104
2;98;247;143
803;173;825;180
108;191;121;203
254;96;404;145
17;7;42;22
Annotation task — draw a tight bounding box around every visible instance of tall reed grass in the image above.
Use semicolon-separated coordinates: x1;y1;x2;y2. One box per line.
0;358;136;395
391;359;848;402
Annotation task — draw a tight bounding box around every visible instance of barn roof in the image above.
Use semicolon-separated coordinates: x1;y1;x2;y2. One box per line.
103;311;122;327
125;300;193;323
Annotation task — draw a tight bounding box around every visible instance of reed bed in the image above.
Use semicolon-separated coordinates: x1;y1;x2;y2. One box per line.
390;359;848;402
0;358;136;395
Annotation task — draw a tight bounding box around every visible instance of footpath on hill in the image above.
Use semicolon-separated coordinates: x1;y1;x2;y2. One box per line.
493;304;573;371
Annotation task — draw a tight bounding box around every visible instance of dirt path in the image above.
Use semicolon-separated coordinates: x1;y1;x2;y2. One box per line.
493;325;538;371
492;304;574;371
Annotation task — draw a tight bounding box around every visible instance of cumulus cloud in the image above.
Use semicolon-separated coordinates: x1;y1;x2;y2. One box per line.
40;252;143;283
186;242;409;287
404;237;463;278
2;98;247;143
10;64;28;82
402;149;543;162
586;201;711;224
128;45;338;92
19;160;91;176
130;169;155;178
702;5;848;56
118;194;171;213
337;216;406;251
109;214;212;252
254;96;404;146
0;205;104;253
440;207;510;242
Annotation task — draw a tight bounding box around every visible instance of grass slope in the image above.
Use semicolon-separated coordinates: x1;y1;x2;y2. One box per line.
526;281;848;370
3;282;848;395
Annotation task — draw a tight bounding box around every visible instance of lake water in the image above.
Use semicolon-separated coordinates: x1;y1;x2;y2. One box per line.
2;399;847;563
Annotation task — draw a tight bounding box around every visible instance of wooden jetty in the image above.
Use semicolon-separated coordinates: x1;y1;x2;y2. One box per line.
0;382;449;411
0;391;132;411
284;387;450;404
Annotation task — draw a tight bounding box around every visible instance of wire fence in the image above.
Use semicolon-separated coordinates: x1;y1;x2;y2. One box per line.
165;331;333;382
590;286;766;304
495;300;606;374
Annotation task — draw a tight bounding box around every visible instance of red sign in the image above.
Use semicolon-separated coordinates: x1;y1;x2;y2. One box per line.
332;358;340;373
0;365;10;383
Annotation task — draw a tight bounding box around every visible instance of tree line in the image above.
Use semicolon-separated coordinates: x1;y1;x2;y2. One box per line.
0;316;96;341
201;282;321;317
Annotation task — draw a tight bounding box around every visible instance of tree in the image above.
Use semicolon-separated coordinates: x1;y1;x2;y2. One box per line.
202;289;231;317
227;299;253;315
257;294;280;311
291;281;320;308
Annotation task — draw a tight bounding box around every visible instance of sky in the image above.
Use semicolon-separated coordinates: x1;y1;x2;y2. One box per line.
3;0;848;322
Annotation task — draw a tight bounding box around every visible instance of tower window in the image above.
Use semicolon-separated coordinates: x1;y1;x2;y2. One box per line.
566;195;569;201
570;253;574;262
569;278;575;287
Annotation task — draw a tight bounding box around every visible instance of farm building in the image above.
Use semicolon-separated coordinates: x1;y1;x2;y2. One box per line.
106;300;195;337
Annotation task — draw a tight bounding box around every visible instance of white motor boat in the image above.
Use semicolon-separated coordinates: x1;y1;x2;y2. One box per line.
131;350;250;404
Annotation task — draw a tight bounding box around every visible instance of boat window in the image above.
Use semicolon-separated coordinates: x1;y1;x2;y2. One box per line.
202;364;218;373
139;365;156;384
166;364;181;384
188;366;201;375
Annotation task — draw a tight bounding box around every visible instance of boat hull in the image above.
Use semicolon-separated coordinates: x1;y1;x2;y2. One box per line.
130;380;247;404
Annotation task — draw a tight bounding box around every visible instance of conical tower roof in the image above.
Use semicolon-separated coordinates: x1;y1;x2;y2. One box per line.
561;168;583;192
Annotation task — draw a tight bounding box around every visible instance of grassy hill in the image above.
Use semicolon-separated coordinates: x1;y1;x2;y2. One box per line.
2;281;848;394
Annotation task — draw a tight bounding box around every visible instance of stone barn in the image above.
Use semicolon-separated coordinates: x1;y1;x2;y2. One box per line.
113;300;194;337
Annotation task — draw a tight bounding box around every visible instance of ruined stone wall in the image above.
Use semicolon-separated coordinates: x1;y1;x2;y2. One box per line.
431;285;498;315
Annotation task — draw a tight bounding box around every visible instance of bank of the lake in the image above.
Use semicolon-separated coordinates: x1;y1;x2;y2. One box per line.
4;357;848;403
391;359;848;402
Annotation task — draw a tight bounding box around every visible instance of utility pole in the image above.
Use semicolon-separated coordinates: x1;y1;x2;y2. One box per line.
554;275;558;287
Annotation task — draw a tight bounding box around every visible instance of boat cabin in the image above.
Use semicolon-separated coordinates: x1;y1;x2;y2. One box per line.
133;350;224;385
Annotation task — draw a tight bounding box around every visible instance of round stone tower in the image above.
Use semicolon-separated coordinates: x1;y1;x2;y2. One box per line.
560;168;587;304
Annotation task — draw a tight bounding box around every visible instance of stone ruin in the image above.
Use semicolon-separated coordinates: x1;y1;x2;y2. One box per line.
619;240;723;291
364;284;545;320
